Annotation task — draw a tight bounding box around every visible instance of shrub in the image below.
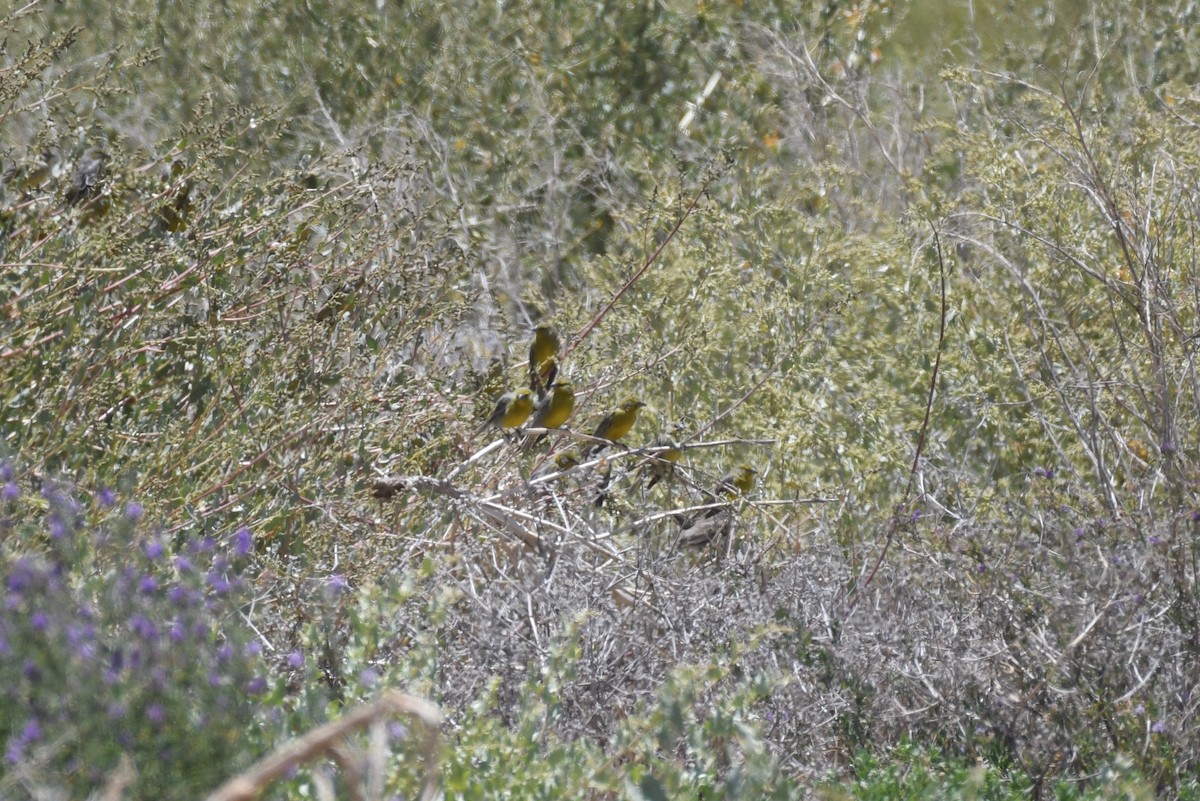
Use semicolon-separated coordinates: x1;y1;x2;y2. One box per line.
0;459;269;800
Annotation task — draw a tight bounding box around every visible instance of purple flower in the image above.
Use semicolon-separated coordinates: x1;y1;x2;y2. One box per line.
125;502;144;521
1161;441;1176;455
287;650;305;668
0;462;11;482
30;611;49;632
326;574;349;595
169;620;186;642
2;482;18;501
97;487;116;507
173;555;194;573
216;644;233;663
191;536;216;553
359;667;380;688
232;527;253;556
146;704;166;724
139;575;158;594
245;676;268;695
207;572;231;594
23;659;40;682
129;614;158;640
8;559;38;594
388;722;408;741
19;720;41;743
49;516;67;539
66;623;95;649
1152;720;1168;734
107;702;127;720
144;539;165;560
244;641;262;657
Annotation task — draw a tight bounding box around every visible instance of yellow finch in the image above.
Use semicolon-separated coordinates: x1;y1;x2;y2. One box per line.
644;435;682;489
711;464;758;498
528;325;561;395
531;380;575;430
532;356;559;398
477;387;534;433
586;397;645;456
522;380;576;448
532;449;581;481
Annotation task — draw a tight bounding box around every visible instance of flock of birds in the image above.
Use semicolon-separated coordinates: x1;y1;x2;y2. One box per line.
475;325;758;547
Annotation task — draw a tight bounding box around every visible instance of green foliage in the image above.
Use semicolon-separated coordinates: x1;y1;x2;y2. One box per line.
831;745;1200;801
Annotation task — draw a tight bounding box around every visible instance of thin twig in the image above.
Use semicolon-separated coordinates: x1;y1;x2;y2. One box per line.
844;220;949;617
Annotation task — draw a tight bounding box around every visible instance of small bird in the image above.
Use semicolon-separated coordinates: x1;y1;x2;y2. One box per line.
586;397;645;456
708;464;758;500
644;435;682;489
477;388;534;434
532;449;581;482
65;149;110;207
592;458;614;508
532;380;576;429
528;325;561;396
678;465;758;547
155;160;193;233
532;356;559;397
522;380;576;448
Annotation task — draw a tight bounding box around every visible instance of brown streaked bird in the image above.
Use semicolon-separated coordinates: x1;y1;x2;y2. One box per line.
585;396;645;456
677;463;760;546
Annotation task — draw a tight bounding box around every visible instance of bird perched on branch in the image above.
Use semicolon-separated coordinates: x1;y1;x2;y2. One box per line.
643;435;682;489
477;387;534;434
65;148;110;209
522;380;576;448
707;464;757;501
155;160;193;233
528;325;561;397
586;397;645;456
678;463;758;548
532;449;581;482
